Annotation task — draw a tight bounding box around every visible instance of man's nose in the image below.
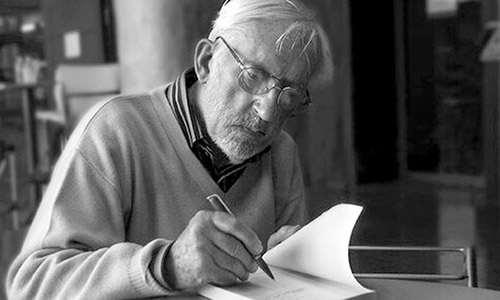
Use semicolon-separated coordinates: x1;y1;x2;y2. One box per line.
252;89;280;122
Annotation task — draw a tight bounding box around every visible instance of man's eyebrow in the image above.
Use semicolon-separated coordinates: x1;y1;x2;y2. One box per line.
275;65;308;90
232;45;306;89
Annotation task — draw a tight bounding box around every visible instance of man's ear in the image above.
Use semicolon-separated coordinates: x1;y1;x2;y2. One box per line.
194;38;214;84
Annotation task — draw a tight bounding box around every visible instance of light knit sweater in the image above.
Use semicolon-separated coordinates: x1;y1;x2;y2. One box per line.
6;86;307;299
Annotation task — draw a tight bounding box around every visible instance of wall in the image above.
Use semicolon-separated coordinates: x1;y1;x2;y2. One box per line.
41;0;105;77
297;0;356;207
483;0;500;200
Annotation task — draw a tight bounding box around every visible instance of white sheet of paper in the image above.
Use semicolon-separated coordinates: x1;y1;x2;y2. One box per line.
263;204;365;288
198;266;374;300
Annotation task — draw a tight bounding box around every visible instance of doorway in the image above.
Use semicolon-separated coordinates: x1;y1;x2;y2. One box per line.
351;0;487;185
404;0;484;181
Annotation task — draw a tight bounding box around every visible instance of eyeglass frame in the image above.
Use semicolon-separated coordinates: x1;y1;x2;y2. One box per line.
214;36;312;115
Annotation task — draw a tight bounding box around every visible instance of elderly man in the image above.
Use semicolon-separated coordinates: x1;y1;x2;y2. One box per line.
7;0;333;298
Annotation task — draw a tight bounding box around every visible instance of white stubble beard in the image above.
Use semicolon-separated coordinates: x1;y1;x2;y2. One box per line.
212;111;271;164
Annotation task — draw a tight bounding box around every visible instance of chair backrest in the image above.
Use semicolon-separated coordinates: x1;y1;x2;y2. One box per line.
54;63;120;131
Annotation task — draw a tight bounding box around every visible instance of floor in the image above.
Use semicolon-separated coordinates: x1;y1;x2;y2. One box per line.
1;115;500;299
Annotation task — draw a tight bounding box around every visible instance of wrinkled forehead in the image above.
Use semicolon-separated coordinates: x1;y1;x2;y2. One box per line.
223;22;314;85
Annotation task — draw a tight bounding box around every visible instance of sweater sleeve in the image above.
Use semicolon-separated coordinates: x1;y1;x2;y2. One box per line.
272;132;308;229
6;146;177;299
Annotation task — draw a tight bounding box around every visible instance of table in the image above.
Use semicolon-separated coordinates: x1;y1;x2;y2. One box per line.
0;82;46;204
360;279;500;300
156;279;500;300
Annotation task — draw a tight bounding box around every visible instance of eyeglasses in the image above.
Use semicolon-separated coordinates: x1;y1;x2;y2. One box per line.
215;36;311;116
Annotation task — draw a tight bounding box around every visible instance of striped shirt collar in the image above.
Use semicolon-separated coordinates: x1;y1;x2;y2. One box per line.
165;68;204;147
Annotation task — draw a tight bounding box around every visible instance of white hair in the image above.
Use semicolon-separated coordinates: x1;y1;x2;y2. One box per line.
209;0;334;87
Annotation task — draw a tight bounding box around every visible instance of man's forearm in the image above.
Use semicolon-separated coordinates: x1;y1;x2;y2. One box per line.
7;239;174;300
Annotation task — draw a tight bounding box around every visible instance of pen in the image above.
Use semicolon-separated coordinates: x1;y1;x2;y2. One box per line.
206;194;275;280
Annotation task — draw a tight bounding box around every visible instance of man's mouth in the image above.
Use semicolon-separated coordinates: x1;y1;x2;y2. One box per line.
230;114;271;138
238;125;266;137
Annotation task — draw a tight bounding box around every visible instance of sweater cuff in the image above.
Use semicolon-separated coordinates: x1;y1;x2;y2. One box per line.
149;242;178;291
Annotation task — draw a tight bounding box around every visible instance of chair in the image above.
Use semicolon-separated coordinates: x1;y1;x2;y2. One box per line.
36;63;120;136
349;245;477;287
34;63;121;188
0;140;19;230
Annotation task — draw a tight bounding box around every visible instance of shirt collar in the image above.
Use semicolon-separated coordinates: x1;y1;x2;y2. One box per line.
165;67;204;147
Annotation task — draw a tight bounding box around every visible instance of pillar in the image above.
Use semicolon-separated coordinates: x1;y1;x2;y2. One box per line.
113;0;220;93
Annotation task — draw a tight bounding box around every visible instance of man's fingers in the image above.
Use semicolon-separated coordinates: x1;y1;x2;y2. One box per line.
209;228;258;273
207;269;240;287
267;225;301;250
284;224;301;236
208;245;251;281
192;244;242;286
210;211;263;256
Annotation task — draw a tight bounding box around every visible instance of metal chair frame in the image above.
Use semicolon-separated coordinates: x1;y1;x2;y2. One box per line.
350;245;477;287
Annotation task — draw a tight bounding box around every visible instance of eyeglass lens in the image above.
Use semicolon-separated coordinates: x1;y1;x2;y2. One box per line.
238;67;309;114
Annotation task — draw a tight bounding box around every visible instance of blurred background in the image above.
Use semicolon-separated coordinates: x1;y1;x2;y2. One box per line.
0;0;499;298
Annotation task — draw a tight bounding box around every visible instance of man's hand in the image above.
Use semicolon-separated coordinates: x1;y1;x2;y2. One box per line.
267;225;301;250
164;210;262;290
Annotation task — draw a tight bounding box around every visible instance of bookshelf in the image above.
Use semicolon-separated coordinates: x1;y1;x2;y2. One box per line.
0;12;45;126
0;16;22;82
0;12;44;83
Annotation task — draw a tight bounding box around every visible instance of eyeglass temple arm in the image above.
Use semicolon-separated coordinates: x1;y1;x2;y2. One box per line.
215;36;246;70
